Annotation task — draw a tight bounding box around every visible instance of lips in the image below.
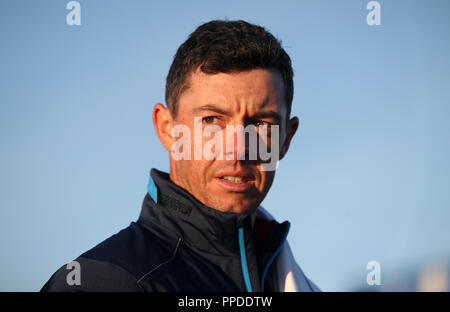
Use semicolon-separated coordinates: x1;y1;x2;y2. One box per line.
214;169;255;192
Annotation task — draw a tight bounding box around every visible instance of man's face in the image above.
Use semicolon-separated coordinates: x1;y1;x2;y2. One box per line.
154;68;298;214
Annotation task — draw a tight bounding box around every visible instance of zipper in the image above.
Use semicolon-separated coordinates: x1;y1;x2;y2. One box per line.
239;222;291;292
260;222;290;291
238;226;253;292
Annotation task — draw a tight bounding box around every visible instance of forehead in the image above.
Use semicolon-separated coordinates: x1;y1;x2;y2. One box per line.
177;68;287;117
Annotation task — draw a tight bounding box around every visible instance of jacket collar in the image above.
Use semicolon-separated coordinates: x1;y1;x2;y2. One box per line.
138;168;258;256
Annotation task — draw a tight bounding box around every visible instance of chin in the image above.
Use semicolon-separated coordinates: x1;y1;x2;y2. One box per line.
220;200;258;214
230;206;250;214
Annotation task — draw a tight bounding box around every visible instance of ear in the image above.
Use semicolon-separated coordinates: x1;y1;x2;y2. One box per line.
152;103;175;152
279;116;299;160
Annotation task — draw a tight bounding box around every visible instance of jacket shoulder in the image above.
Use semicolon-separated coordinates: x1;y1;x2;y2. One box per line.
40;257;142;292
41;222;179;292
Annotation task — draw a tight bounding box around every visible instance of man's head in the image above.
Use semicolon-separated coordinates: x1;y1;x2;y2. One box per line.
153;20;299;214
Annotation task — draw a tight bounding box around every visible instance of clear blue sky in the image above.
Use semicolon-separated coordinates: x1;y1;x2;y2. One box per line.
1;0;449;291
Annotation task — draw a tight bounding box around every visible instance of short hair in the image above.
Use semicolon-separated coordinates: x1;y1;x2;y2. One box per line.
165;20;294;118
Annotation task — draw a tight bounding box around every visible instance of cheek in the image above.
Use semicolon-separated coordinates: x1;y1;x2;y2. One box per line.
176;160;196;183
184;160;213;186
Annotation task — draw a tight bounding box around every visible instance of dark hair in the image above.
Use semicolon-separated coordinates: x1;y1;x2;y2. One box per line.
165;20;294;118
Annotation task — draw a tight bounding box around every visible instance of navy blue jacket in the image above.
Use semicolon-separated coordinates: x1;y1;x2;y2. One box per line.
41;169;290;292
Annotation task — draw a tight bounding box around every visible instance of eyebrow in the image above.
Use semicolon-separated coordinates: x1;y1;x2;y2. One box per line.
192;104;231;116
250;111;282;123
192;104;282;122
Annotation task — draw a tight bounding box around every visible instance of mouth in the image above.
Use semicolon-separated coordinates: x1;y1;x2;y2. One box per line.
219;176;251;183
214;171;255;192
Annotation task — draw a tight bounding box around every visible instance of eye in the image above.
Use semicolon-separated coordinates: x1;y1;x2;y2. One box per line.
254;120;272;127
202;116;220;124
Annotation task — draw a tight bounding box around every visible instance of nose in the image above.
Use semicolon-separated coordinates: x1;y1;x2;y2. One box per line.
225;124;253;161
235;126;248;159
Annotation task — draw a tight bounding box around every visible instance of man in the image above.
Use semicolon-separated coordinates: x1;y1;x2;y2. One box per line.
42;20;320;292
